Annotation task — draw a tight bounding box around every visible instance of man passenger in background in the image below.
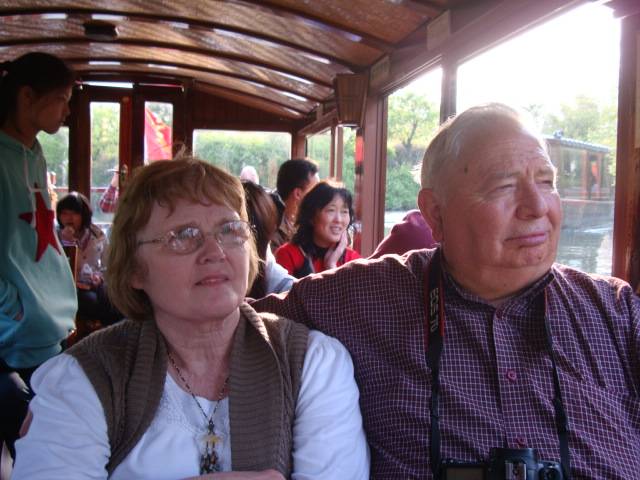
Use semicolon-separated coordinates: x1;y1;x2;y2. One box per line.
270;158;319;250
254;103;640;479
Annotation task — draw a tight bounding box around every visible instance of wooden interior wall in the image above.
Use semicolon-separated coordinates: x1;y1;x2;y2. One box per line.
190;89;296;132
613;11;640;288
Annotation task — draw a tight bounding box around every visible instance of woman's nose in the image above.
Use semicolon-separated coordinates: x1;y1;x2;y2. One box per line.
199;233;226;262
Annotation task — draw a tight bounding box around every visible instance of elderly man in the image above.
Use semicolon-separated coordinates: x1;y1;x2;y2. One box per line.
254;103;640;479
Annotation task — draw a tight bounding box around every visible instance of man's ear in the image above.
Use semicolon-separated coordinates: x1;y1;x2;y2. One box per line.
418;188;444;242
292;187;304;203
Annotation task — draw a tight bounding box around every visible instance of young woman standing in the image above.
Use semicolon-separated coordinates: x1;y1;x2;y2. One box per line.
0;52;76;459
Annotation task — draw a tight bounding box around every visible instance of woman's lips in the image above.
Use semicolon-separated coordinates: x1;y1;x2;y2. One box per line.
196;275;227;285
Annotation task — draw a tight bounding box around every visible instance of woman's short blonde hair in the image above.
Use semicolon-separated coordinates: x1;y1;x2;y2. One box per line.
105;155;259;321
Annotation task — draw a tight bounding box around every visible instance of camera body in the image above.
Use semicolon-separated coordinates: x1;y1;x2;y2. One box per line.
441;448;564;480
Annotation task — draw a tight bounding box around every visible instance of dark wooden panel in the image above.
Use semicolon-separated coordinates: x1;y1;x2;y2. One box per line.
612;11;640;288
190;88;297;131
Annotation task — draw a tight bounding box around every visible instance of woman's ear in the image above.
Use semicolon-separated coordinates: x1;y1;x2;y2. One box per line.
16;85;36;110
129;262;146;290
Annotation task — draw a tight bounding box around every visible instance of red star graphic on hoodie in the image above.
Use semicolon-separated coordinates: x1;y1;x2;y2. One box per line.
19;183;62;261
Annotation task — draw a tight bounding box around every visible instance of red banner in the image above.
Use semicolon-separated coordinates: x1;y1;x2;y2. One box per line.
144;107;172;161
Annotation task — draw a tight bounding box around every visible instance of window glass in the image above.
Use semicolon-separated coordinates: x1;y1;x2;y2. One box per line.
193;130;291;190
144;101;173;163
341;126;357;195
90;102;120;225
456;3;619;275
38;126;69;206
306;130;331;180
385;68;442;235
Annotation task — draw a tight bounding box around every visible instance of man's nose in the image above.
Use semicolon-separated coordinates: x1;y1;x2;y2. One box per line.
516;182;549;218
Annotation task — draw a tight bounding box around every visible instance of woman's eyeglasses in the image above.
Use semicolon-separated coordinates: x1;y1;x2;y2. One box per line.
137;220;251;255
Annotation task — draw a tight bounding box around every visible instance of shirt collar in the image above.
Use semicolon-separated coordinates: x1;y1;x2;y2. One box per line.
441;261;555;309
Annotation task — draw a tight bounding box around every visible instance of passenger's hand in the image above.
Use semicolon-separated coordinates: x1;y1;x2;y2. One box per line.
110;171;119;188
324;230;348;269
60;225;76;243
19;408;33;437
91;272;103;287
183;469;285;480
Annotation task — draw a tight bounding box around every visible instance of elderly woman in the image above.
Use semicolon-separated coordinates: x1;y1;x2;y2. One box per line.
275;181;361;279
13;157;369;479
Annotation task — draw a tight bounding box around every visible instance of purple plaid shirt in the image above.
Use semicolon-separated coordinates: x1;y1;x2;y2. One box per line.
252;248;640;479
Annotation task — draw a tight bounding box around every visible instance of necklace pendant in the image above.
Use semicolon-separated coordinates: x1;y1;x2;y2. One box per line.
201;431;222;445
199;420;222;473
199;443;221;474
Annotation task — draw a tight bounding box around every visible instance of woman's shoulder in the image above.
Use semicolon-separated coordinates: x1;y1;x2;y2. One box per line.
275;242;303;257
89;223;107;240
344;247;362;261
31;352;91;393
241;302;307;331
305;329;350;359
265;256;295;294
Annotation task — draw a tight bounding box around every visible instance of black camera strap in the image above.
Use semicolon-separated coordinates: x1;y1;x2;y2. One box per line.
542;289;572;479
423;249;572;479
423;249;445;478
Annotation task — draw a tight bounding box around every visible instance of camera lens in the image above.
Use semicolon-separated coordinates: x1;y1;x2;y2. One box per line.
540;467;561;480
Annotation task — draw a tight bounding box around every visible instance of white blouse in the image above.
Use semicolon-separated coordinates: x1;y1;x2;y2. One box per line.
12;331;369;479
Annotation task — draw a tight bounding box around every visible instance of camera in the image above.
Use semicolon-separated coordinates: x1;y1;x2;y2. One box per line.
441;448;564;480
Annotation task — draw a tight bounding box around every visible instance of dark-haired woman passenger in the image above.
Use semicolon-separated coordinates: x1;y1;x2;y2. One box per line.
275;181;361;278
242;181;294;298
0;52;76;459
56;191;121;327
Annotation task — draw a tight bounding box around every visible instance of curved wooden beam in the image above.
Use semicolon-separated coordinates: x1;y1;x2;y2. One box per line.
68;56;326;102
228;0;395;52
0;6;362;70
1;36;334;88
76;67;309;116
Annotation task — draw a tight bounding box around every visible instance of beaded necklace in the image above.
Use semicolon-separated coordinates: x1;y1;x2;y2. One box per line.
167;350;229;474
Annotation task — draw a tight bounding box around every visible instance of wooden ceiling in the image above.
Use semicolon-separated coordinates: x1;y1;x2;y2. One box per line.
0;0;471;121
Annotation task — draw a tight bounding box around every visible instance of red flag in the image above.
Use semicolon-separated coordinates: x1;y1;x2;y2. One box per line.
144;107;172;161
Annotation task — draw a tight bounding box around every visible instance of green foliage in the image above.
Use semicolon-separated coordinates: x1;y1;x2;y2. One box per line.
91;103;120;187
385;164;420;210
38;127;69;185
542;94;617;150
306;131;331;180
193;131;291;189
341;127;356;194
530;93;618;179
387;91;439;169
383;90;438;210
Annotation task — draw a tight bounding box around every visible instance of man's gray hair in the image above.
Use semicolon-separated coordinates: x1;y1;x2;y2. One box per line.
420;103;545;190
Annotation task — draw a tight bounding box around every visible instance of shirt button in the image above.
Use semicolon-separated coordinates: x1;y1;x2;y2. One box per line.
516;436;527;448
506;369;517;382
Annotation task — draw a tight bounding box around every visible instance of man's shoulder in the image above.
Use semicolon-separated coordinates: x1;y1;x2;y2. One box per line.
311;247;435;282
552;263;630;287
551;263;637;305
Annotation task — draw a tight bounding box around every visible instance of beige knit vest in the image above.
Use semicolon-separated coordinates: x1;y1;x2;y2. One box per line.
67;303;309;476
